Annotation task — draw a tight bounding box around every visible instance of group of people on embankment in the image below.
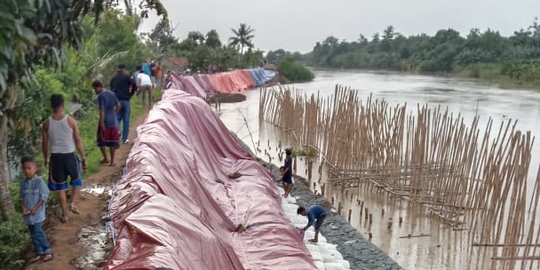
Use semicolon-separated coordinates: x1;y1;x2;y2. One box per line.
19;60;163;265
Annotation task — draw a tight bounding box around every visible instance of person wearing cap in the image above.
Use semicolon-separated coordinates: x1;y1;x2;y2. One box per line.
110;64;136;144
297;205;328;243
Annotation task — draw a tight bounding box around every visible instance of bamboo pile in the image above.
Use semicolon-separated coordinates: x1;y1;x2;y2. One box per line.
260;85;540;269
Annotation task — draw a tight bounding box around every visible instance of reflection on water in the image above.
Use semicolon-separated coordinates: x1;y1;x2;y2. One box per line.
219;70;540;269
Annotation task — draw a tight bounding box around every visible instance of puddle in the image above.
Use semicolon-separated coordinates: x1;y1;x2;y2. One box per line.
76;183;117;269
73;225;112;269
82;184;112;196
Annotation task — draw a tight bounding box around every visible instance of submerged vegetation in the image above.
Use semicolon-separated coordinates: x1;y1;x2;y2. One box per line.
278;58;315;83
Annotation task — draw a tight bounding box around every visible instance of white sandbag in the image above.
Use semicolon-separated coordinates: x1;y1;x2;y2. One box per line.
324;262;346;270
327;249;344;261
286;197;297;204
322;253;340;263
340;260;351;269
318;242;337;251
310;250;324;262
305;244;320;253
314;261;326;270
304;230;315;239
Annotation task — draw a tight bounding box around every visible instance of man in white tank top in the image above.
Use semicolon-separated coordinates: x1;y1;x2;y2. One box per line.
42;94;87;223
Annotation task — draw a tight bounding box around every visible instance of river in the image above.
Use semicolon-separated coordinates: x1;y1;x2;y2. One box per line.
219;69;540;270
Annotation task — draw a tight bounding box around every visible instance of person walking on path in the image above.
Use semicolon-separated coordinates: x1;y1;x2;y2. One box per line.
20;155;53;263
42;94;87;223
137;67;154;109
297;205;328;243
110;64;136;144
92;80;121;166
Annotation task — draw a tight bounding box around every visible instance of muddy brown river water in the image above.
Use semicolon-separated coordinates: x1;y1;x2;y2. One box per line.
219;70;540;269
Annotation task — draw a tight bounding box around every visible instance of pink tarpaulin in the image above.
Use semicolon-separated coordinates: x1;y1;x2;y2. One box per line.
208;70;254;93
104;87;316;269
167;68;275;96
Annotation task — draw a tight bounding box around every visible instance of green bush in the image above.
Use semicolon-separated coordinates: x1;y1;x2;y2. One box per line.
278;58;314;83
0;213;28;270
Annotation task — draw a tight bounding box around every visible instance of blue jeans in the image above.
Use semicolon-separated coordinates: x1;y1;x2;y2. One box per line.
117;100;131;142
28;222;51;255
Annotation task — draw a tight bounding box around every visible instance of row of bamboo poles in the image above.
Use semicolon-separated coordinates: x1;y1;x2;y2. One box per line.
259;85;540;269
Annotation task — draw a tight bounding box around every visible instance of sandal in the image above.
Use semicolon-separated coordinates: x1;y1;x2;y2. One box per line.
42;253;53;262
28;255;43;264
70;204;80;215
100;159;110;164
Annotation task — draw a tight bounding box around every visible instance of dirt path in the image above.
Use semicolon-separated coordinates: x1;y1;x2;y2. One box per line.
24;112;148;270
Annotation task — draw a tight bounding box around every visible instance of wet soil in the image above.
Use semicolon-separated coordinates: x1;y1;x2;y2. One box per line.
210;93;247;103
23;112;148;270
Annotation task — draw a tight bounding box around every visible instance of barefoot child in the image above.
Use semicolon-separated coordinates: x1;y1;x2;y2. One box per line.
280;166;294;197
20;156;53;263
297;205;328;243
281;148;293;198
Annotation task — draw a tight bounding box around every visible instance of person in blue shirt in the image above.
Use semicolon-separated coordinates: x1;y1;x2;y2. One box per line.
297;205;328;243
92;80;121;166
20;156;53;263
142;58;152;76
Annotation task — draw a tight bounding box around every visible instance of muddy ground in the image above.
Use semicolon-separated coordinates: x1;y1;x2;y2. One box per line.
23;112;148;270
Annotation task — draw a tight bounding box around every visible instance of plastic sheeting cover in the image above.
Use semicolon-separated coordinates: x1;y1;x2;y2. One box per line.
104;88;315;270
249;68;277;86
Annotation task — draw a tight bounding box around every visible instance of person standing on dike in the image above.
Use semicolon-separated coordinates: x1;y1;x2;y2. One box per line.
282;148;294;197
42;94;87;223
110;64;136;144
92;80;121;166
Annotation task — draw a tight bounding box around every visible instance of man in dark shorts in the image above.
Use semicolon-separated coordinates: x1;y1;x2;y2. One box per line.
42;94;87;223
297;205;328;243
110;64;136;144
92;80;121;166
281;148;294;197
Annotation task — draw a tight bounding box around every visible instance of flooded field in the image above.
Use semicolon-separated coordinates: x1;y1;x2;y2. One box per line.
219;70;540;269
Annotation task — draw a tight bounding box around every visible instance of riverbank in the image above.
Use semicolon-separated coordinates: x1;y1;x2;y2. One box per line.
233;134;402;269
458;62;540;90
310;66;540;91
270;163;402;270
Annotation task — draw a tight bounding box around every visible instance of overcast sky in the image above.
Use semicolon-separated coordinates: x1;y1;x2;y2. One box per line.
139;0;540;53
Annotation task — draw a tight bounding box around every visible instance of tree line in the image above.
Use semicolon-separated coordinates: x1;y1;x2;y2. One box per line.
269;20;540;86
147;20;264;72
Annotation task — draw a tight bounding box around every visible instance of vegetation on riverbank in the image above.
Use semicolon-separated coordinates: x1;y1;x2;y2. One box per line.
0;2;166;268
148;20;264;71
278;58;315;83
274;20;540;88
459;60;540;89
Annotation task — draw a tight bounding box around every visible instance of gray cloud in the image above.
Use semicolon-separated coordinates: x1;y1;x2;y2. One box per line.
139;0;540;53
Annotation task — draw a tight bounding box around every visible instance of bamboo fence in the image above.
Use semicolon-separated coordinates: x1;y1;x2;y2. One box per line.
259;85;540;269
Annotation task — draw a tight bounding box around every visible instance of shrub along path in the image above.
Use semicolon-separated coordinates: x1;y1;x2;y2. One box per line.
23;110;149;270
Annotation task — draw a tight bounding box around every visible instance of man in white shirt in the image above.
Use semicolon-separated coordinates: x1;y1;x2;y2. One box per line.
136;65;154;108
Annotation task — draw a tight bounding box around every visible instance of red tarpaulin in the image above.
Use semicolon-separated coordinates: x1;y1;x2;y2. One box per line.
104;87;316;270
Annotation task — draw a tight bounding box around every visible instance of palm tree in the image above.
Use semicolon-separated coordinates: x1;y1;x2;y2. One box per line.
229;23;255;54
